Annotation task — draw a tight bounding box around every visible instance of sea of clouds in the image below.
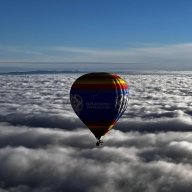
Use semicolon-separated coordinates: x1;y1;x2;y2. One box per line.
0;72;192;192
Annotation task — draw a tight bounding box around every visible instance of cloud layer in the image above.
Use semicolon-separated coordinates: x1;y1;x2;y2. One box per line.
1;43;192;70
0;72;192;192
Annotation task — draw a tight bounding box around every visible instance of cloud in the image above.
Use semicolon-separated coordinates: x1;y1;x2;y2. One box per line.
1;123;192;192
1;43;192;70
116;114;192;132
0;73;192;191
51;43;192;64
0;112;83;130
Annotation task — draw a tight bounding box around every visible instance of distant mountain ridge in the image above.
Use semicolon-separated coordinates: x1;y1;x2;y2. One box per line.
0;70;192;76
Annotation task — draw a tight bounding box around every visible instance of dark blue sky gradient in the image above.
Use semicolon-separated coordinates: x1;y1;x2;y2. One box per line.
0;0;192;71
1;0;192;46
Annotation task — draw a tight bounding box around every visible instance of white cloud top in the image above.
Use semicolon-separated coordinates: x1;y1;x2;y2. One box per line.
0;72;192;191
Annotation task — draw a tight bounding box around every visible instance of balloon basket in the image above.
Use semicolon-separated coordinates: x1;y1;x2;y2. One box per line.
96;140;104;147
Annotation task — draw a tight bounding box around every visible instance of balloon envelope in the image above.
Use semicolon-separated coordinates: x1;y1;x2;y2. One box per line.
70;73;129;140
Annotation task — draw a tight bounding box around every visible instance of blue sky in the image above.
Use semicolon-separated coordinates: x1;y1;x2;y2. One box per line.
1;0;192;71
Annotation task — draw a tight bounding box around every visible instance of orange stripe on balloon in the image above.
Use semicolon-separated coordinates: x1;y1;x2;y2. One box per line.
74;79;127;85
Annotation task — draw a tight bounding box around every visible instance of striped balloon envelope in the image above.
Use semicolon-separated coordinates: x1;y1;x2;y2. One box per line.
70;72;129;145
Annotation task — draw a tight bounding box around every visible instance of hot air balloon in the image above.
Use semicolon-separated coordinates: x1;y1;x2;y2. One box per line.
70;72;129;146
